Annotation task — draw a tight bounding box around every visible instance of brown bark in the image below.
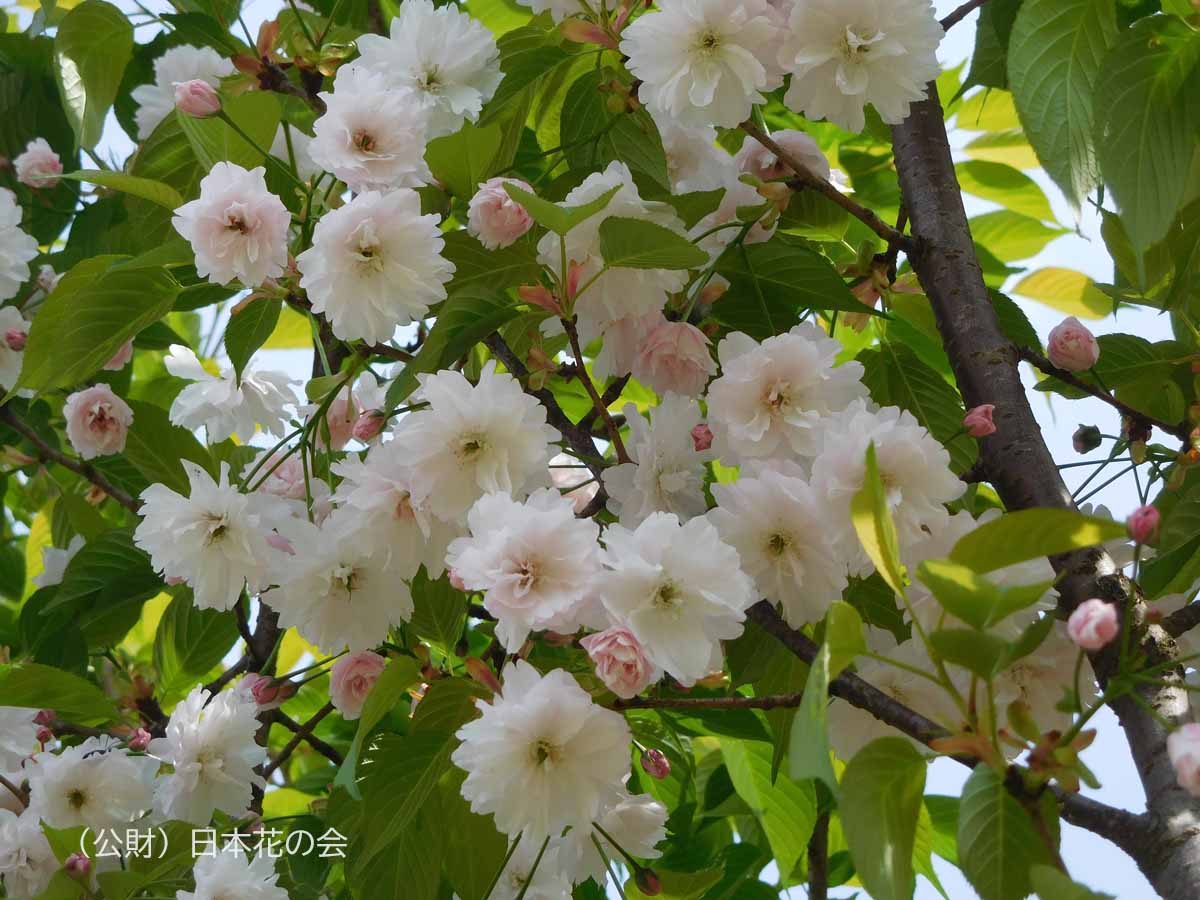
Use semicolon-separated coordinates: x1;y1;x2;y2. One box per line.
891;86;1200;898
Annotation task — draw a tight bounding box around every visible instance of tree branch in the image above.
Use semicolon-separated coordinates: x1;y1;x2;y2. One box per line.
808;811;829;900
614;692;802;711
740;120;916;252
891;85;1199;898
1018;346;1190;443
940;0;989;31
562;316;630;464
0;772;28;808
1164;603;1200;639
264;703;336;778
273;708;344;768
1;406;140;512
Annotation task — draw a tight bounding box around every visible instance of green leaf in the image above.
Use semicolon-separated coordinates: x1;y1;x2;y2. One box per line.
930;627;1013;679
334;655;421;800
480;25;574;126
598;217;708;270
990;290;1042;351
0;662;118;724
955;160;1056;223
410;678;487;735
122;400;216;495
385;287;520;408
61;169;184;209
1030;865;1115;900
850;443;907;597
16;258;180;395
53;0;132;148
425;122;503;200
350;804;444;900
720;738;817;881
359;731;459;864
1095;16;1200;251
408;569;467;653
503;181;619;236
51;528;160;613
839;737;927;900
958;764;1052;900
225;297;282;382
1012;267;1111;318
177;91;282;170
442;769;510;900
714;233;876;341
971;210;1067;262
925;796;961;865
152;588;238;699
917;558;1053;630
1007;0;1118;208
948;508;1127;573
964;4;1011;90
789;602;863;799
441;230;543;294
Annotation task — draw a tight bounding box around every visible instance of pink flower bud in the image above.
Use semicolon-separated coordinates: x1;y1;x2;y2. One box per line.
36;726;53;744
1047;317;1100;372
128;728;152;751
33;709;54;726
963;404;996;438
63;384;133;460
1067;599;1119;651
467;177;534;250
635;868;662;896
1073;424;1102;454
65;853;91;878
102;338;134;372
691;423;714;452
249;675;296;709
580;627;660;699
352;409;386;443
1127;505;1160;545
13;138;62;189
329;651;388;720
1169;723;1200;797
174;79;222;117
4;329;26;351
641;748;671;780
314;386;358;451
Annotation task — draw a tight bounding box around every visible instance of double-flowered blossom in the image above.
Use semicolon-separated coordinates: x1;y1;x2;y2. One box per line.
453;660;631;842
165;345;295;442
0;305;29;390
134;461;295;611
297;189;454;343
354;0;502;138
0;189;38;303
468;177;535;249
26;736;157;831
149;685;266;823
0;808;57;898
621;0;783;128
778;0;943;133
390;362;558;521
329;651;388;720
63;384;133;460
308;65;433;192
708;462;849;626
172;163;290;288
179;852;289;900
13;138;62;189
131;44;233;139
598;512;755;685
707;324;867;463
447;488;602;651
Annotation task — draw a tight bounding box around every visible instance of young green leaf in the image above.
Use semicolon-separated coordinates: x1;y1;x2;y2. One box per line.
948;508;1127;574
598;217;708;270
958;764;1053;900
850;442;907;597
502;182;619;236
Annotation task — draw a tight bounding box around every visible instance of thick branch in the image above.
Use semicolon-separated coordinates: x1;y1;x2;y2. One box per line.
1018;347;1190;443
1165;603;1200;639
740;121;916;251
808;812;829;900
891;86;1199;898
1;407;140;512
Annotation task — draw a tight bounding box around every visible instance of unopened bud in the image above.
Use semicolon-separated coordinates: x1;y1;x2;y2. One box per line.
641;748;670;780
36;726;53;743
33;709;55;726
691;423;713;452
635;867;662;896
128;728;152;751
4;328;26;351
1072;424;1102;454
352;410;386;443
174;79;221;117
65;853;90;878
963;404;996;438
1127;505;1160;545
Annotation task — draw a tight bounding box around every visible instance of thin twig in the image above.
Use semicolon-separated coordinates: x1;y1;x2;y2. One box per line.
808;811;829;900
273;708;345;767
0;773;28;807
0;407;140;512
740;121;916;252
613;693;802;711
264;703;337;777
940;0;990;31
1018;347;1190;443
562;316;630;464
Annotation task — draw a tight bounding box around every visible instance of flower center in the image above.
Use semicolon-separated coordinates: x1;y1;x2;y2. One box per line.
766;532;792;557
349;219;385;274
67;788;88;810
530;738;562;768
352;128;377;153
764;380;791;414
204;514;228;546
394;491;416;522
840;25;883;62
419;66;442;92
694;29;722;56
458;434;488;461
652;580;682;613
334;563;360;593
